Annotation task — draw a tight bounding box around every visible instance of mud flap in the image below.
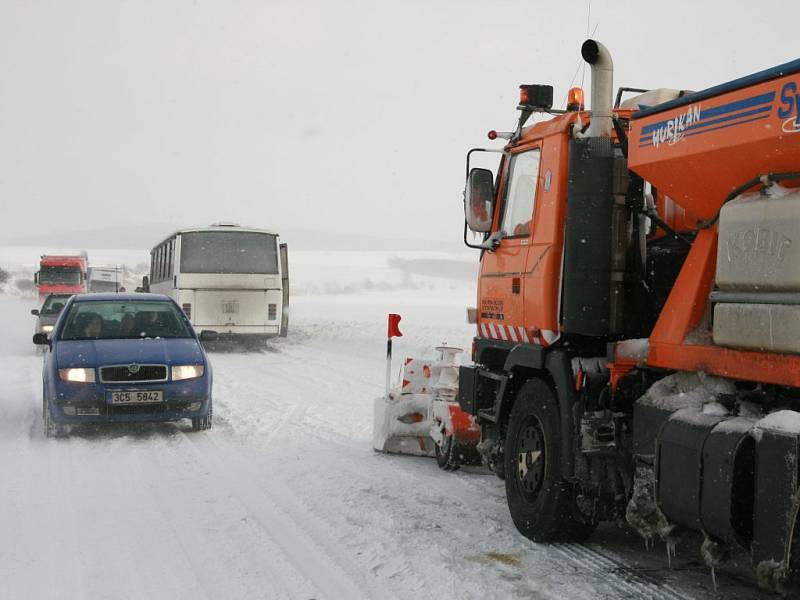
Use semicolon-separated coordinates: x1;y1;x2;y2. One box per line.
752;426;799;582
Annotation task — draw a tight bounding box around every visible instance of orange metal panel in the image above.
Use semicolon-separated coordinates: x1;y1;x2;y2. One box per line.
648;342;800;389
629;72;800;222
648;228;717;345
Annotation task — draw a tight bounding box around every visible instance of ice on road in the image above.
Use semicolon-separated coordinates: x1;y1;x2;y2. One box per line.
0;293;769;599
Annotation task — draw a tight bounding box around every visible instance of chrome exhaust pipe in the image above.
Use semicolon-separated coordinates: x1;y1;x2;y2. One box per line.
581;39;614;138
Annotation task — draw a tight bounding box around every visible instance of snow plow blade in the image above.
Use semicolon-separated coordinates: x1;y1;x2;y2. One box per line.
372;393;435;457
373;348;480;468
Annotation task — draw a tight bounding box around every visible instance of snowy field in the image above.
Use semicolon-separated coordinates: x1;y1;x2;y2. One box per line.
0;249;773;599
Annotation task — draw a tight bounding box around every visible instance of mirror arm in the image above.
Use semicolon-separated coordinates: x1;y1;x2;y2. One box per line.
463;223;502;251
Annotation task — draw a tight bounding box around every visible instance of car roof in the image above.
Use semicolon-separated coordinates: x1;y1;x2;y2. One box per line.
71;293;173;303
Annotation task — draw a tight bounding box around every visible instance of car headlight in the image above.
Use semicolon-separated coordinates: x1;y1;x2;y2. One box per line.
41;325;54;334
172;365;205;381
58;368;96;383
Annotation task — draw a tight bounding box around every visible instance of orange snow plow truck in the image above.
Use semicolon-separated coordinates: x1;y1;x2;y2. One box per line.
459;39;800;589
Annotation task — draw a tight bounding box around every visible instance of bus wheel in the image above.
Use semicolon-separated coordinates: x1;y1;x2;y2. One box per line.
504;378;594;542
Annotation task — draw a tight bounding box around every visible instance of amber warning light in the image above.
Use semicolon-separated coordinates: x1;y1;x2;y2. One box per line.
567;87;585;111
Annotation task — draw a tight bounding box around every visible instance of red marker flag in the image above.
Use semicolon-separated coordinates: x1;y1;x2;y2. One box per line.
385;314;402;397
387;313;403;338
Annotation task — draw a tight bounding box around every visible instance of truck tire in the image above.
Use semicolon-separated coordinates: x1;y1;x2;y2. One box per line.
504;378;594;542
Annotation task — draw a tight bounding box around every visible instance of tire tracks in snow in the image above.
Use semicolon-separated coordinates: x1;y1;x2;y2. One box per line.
552;542;696;600
179;429;400;600
123;436;310;600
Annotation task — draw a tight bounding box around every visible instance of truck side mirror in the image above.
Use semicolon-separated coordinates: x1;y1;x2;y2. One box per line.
464;168;495;233
31;309;39;316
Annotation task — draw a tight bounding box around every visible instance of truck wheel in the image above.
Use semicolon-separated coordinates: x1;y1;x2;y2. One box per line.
435;433;460;471
504;378;594;542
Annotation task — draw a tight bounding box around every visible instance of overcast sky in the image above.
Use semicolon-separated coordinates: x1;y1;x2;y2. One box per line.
0;0;797;246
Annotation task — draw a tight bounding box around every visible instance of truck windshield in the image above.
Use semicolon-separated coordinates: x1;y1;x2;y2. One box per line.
59;301;193;340
39;266;81;285
179;231;279;274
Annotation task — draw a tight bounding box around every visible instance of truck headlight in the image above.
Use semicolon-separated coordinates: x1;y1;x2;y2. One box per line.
172;365;205;381
41;325;54;333
58;368;96;383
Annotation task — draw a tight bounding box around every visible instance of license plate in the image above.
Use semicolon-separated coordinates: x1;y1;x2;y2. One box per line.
222;301;239;314
109;390;163;404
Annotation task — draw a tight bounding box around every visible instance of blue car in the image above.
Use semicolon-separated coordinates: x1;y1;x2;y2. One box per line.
36;293;213;437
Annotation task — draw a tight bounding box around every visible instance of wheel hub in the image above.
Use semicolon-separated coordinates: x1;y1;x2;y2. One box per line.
517;420;545;497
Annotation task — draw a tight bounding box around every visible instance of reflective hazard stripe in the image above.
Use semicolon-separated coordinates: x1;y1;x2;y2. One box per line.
476;323;561;348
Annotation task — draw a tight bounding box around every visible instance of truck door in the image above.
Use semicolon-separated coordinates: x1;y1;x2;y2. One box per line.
479;147;541;342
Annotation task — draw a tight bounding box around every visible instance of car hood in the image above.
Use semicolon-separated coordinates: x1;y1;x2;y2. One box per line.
55;338;205;369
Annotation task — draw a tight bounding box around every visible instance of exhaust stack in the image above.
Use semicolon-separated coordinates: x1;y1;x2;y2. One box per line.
581;39;614;137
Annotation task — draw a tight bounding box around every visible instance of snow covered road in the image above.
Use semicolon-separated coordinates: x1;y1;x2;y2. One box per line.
0;293;772;599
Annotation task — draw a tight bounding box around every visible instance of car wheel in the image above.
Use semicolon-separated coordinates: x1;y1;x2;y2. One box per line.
43;390;67;438
44;404;58;438
435;432;460;471
504;378;595;542
191;401;212;432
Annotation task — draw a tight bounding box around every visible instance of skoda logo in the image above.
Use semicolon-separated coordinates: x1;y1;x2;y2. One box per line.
128;363;140;374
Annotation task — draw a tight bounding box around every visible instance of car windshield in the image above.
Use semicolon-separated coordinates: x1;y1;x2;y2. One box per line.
40;295;71;315
59;301;193;341
39;265;81;285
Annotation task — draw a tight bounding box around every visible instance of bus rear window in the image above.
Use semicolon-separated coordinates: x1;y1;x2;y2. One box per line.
180;232;279;275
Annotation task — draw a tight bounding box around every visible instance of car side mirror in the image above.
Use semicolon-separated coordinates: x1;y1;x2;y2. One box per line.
31;309;39;316
33;333;49;345
199;330;219;342
464;167;495;233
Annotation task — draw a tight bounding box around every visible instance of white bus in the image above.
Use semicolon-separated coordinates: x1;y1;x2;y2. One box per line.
146;223;289;340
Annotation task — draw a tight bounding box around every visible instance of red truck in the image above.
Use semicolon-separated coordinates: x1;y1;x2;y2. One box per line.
35;255;88;301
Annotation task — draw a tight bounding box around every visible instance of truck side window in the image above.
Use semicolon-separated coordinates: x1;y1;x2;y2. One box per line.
500;149;541;237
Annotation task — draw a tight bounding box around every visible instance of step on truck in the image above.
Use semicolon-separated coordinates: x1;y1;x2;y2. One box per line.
458;39;800;590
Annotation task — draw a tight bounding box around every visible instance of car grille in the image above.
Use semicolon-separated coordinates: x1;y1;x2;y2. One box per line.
100;364;167;383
